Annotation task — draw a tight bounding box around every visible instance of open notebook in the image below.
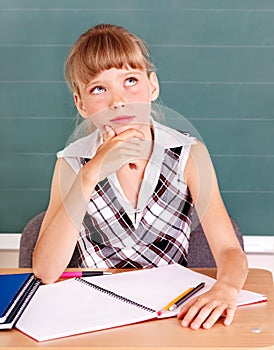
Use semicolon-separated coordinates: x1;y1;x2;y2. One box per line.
16;264;267;341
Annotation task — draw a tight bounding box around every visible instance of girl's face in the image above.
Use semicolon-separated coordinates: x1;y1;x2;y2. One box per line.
74;68;159;135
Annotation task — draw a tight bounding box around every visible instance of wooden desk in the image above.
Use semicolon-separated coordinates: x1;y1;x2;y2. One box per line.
0;268;273;350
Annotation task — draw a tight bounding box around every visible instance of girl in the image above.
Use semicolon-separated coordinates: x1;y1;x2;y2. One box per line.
33;24;248;330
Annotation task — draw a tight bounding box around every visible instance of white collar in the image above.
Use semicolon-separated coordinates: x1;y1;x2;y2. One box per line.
57;118;195;159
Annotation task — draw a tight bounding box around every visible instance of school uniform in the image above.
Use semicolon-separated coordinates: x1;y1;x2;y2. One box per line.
57;119;196;268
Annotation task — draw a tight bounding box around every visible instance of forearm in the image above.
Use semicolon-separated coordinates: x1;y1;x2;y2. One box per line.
33;166;97;284
215;247;248;292
33;128;147;283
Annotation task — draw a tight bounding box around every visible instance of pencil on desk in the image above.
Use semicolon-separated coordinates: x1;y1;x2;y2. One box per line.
163;287;194;311
163;282;205;312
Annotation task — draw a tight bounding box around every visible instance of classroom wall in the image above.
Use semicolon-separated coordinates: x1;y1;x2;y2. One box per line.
1;0;274;237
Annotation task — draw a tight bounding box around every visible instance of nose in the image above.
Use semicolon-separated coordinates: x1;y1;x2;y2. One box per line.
109;90;126;110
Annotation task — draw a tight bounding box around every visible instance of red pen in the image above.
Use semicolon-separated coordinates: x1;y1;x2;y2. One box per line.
60;271;112;279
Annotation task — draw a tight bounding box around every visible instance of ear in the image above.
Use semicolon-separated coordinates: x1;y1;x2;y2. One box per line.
73;94;89;119
148;72;160;102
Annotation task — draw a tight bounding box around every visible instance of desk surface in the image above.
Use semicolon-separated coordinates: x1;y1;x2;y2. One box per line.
0;268;273;350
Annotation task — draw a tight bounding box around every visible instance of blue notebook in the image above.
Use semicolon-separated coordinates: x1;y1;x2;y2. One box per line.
0;273;41;329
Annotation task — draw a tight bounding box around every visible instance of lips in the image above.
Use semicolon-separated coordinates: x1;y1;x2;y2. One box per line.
109;116;135;124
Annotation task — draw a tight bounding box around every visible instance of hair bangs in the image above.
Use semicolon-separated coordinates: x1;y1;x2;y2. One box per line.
64;24;155;95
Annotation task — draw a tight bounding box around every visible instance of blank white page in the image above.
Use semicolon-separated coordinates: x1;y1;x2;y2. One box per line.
16;278;156;342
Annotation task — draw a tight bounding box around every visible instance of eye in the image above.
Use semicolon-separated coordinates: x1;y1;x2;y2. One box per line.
125;77;137;87
91;86;106;95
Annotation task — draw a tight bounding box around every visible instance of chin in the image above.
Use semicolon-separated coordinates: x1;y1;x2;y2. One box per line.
112;123;145;134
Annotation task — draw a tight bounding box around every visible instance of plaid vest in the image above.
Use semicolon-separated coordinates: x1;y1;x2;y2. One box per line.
77;146;193;268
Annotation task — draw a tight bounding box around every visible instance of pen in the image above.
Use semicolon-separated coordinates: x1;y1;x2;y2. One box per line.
60;271;112;278
165;282;206;312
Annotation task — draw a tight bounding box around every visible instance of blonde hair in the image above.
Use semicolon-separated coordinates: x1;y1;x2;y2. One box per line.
64;24;155;95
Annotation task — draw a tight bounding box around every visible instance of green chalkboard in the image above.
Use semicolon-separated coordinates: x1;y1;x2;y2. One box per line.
1;0;274;236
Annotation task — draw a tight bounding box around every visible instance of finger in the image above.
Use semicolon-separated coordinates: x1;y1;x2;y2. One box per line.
104;145;143;166
185;301;220;330
179;303;203;328
202;305;227;329
111;139;148;159
223;306;236;326
116;128;145;141
120;150;144;161
103;125;116;141
109;124;146;136
177;298;198;319
113;141;143;155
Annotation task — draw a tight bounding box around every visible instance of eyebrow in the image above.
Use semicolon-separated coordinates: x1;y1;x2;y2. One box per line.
86;80;100;87
123;70;143;76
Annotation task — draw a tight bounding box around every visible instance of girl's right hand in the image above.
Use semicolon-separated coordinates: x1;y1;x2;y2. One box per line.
87;125;149;182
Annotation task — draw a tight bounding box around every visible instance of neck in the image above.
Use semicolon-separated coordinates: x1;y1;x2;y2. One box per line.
140;123;154;142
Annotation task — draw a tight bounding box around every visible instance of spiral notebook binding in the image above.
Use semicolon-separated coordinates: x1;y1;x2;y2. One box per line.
76;278;156;314
10;277;42;327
